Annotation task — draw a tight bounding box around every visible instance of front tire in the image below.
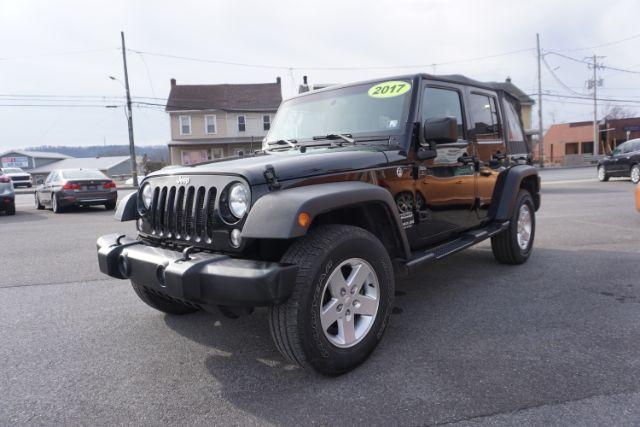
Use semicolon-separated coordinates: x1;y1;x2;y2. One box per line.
631;164;640;184
269;225;394;376
131;282;198;315
598;165;609;182
491;190;535;265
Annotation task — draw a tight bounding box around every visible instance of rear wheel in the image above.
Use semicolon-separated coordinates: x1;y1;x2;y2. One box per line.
269;224;394;376
51;193;63;213
598;165;609;182
5;201;15;216
491;190;535;265
631;164;640;184
105;201;116;210
131;282;198;315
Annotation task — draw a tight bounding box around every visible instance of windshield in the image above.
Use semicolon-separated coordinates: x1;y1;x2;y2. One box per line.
265;79;413;146
61;170;108;180
3;168;24;173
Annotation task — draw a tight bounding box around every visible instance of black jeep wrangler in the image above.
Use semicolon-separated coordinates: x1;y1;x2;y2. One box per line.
97;74;540;375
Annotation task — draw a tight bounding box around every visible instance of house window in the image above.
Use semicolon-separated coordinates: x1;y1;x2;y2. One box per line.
179;115;192;135
205;115;217;134
581;141;594;154
238;115;246;132
234;148;246;156
211;148;223;159
263;115;271;131
565;142;579;155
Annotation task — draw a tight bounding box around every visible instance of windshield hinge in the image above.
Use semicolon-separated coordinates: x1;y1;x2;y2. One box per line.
263;164;281;191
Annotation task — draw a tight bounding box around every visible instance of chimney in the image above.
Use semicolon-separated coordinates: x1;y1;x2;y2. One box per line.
505;76;512;83
170;78;176;86
303;75;308;85
276;76;281;84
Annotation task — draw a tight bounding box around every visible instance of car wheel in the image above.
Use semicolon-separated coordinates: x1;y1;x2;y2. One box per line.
35;193;44;210
131;282;199;315
631;164;640;184
105;201;116;210
491;189;535;265
598;166;609;182
6;201;16;216
269;224;394;376
51;193;63;213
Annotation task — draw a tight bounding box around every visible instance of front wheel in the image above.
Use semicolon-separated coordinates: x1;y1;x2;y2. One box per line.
269;224;395;376
598;165;609;182
51;193;63;213
631;164;640;184
491;190;535;265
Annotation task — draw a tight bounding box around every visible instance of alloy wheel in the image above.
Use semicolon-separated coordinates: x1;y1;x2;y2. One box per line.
516;204;532;251
319;258;380;348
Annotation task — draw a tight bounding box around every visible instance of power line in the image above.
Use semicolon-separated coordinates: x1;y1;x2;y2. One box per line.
541;55;586;96
565;32;640;52
546;51;640;75
127;47;535;71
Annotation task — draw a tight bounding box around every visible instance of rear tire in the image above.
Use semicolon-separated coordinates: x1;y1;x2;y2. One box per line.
105;201;116;210
631;164;640;184
51;193;63;213
491;190;535;265
598;165;609;182
269;224;394;376
131;282;198;315
5;201;15;216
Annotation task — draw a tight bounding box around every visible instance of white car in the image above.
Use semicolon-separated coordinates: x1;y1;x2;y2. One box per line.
0;167;32;188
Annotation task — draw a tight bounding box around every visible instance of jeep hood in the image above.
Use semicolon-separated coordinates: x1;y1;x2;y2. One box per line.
149;146;390;185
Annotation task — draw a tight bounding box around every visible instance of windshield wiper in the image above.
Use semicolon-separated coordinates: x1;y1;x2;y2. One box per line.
312;133;355;144
267;139;298;148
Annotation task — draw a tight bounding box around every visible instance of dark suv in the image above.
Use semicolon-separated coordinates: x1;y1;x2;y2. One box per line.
97;74;540;375
597;138;640;183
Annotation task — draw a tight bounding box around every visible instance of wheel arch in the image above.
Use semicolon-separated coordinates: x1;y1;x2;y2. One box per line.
242;181;411;260
489;165;540;221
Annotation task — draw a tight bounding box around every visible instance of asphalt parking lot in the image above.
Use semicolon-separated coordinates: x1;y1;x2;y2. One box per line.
2;172;639;425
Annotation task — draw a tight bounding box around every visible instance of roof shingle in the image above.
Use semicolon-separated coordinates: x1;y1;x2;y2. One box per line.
166;82;282;112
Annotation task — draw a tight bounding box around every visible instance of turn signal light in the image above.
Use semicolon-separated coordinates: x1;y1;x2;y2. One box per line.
298;212;311;228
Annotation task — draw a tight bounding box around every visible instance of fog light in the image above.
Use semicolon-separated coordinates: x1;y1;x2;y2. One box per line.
156;265;167;287
230;229;242;248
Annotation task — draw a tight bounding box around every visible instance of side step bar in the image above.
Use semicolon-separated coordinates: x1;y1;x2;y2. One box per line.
402;221;510;275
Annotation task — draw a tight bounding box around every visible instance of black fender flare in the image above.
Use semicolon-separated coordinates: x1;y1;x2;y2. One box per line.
242;181;411;258
115;192;137;222
489;165;540;221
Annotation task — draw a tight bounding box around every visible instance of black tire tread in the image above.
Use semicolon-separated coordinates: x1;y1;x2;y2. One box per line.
269;224;392;373
491;190;534;265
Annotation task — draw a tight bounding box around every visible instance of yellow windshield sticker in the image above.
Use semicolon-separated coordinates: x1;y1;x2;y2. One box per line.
368;81;411;98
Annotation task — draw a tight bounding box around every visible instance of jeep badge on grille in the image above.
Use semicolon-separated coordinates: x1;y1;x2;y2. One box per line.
177;176;190;185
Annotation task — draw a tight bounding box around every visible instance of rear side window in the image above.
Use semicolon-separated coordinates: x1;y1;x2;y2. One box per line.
469;93;502;142
504;99;525;142
421;86;465;140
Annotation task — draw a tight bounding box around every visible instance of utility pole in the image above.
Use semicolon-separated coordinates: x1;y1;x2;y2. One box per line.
536;33;544;168
587;55;605;157
120;31;138;187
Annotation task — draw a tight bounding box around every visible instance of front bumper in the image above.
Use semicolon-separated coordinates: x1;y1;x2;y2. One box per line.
97;234;297;307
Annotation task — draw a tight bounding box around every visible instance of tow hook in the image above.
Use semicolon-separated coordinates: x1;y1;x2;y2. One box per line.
180;245;198;261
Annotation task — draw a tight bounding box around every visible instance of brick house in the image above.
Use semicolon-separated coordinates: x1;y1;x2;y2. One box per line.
165;78;282;165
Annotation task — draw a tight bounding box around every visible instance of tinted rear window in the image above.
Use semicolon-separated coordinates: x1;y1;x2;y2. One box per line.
61;170;108;180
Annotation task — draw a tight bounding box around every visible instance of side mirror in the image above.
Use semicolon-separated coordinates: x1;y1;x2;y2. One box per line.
423;117;458;144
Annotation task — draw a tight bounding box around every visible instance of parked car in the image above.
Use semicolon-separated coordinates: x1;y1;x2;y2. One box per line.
597;138;640;183
0;171;16;215
35;169;117;213
0;167;32;187
96;74;540;375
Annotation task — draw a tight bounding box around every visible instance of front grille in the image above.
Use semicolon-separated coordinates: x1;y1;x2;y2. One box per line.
149;184;217;243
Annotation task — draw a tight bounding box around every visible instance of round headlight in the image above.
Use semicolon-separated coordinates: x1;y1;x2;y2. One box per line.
228;183;249;218
141;183;153;209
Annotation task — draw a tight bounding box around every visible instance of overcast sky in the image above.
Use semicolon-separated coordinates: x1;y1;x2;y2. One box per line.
1;0;640;151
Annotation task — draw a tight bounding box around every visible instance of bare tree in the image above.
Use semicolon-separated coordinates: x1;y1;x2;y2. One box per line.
603;104;636;120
